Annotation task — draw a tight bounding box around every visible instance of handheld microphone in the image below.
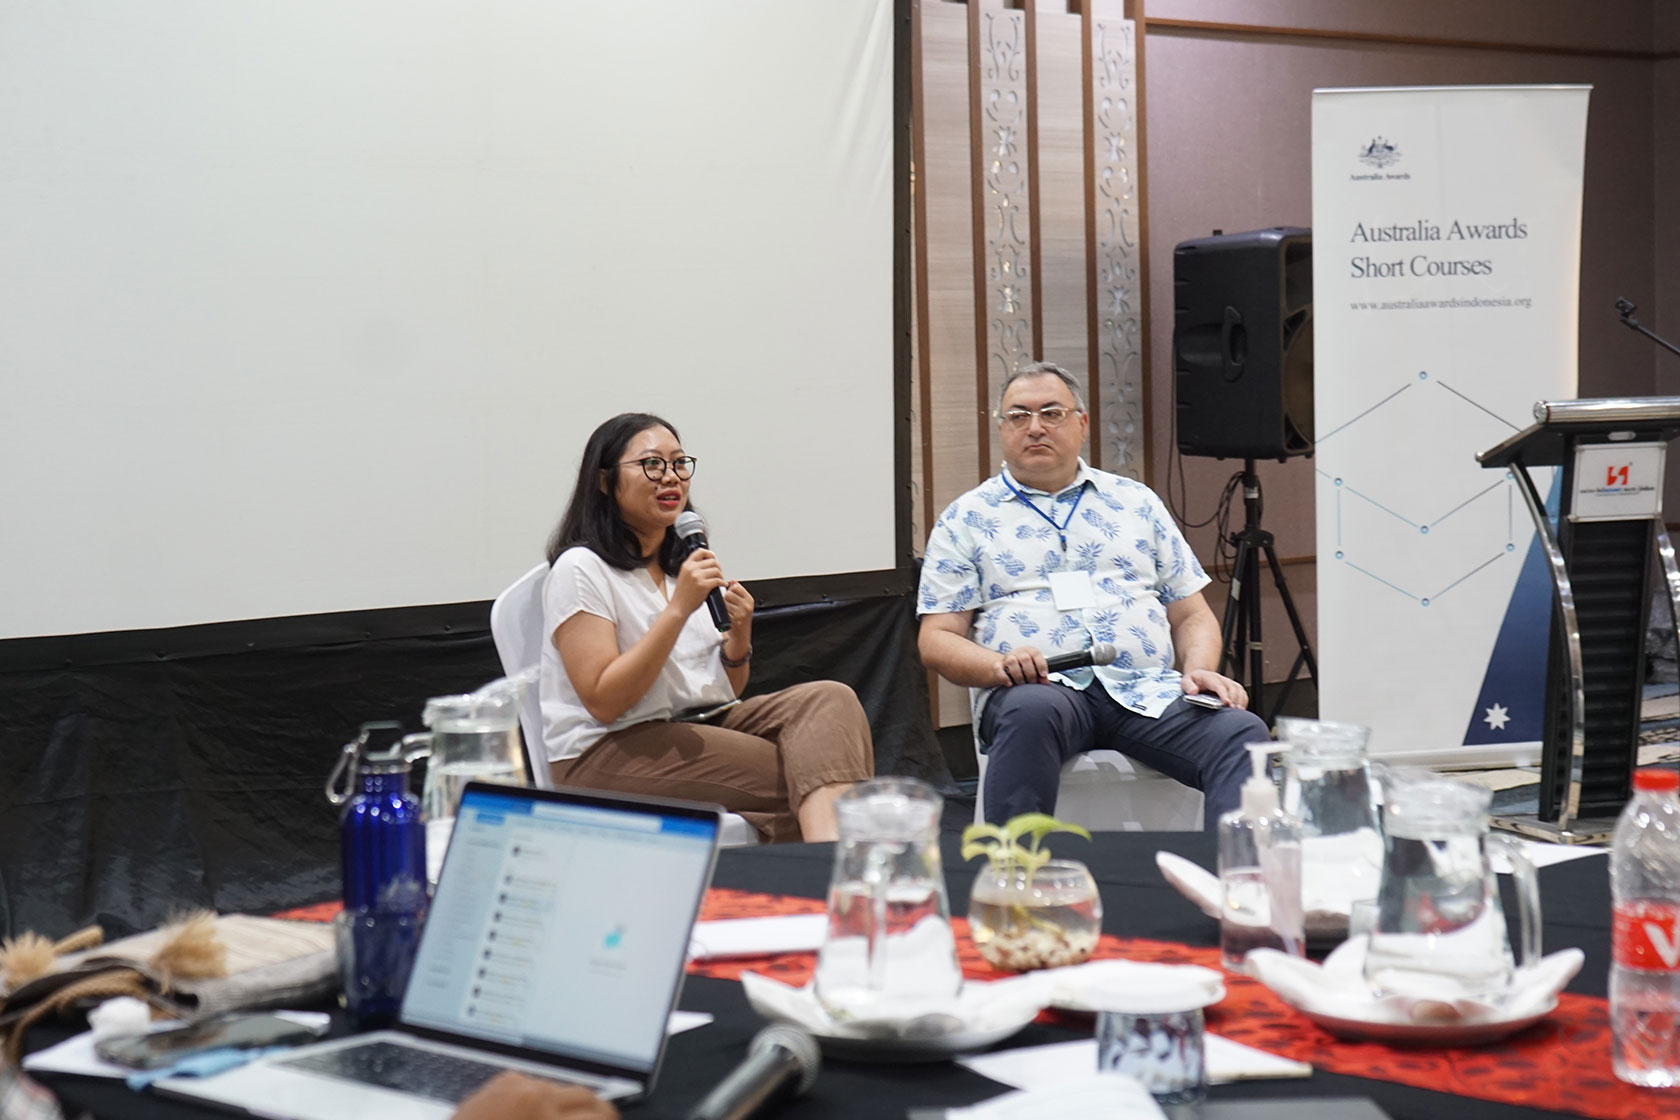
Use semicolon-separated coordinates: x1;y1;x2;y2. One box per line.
673;511;731;632
1043;641;1118;673
684;1025;820;1120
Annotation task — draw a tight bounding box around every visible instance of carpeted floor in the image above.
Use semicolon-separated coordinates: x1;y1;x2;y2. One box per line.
1469;682;1680;817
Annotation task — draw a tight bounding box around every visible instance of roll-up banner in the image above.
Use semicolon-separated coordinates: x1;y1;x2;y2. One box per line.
1311;85;1590;765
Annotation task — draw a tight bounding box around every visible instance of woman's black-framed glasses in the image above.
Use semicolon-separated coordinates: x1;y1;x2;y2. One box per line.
620;455;698;481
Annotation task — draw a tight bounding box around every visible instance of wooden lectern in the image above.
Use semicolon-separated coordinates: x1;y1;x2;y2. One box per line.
1478;397;1680;843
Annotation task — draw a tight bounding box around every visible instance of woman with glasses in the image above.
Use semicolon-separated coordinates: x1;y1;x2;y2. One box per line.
538;412;872;842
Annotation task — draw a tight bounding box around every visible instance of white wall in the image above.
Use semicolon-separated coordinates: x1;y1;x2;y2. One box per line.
0;0;898;639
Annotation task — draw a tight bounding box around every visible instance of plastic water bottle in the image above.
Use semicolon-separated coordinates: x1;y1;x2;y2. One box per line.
1610;766;1680;1087
1219;743;1304;973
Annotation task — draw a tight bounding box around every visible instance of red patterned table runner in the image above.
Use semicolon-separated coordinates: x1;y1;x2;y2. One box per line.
274;900;343;923
273;889;1667;1119
691;888;1665;1120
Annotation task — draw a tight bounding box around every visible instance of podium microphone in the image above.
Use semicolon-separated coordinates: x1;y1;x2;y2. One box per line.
684;1025;820;1120
674;511;732;632
1044;641;1119;673
1616;296;1680;360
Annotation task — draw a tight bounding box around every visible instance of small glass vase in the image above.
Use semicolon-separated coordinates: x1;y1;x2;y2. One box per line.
968;858;1103;971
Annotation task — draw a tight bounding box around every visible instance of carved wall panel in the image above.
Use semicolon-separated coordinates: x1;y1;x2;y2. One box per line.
972;3;1034;458
1088;18;1145;480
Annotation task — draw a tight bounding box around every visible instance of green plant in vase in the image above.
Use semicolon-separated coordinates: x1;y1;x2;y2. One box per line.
962;813;1103;971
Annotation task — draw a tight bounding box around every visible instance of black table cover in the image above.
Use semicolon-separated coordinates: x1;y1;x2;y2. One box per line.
28;831;1616;1120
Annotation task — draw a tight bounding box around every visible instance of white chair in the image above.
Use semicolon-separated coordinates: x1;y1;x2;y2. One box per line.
489;562;761;847
971;698;1204;832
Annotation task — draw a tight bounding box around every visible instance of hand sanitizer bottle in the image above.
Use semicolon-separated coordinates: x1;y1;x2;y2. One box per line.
1219;743;1305;973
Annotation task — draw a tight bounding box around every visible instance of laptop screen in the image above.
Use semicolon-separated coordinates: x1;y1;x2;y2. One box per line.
399;785;719;1074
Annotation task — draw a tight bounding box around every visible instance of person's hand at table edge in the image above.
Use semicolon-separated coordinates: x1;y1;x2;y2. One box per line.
452;1071;619;1120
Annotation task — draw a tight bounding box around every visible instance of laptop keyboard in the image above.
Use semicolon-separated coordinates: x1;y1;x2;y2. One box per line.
279;1040;581;1105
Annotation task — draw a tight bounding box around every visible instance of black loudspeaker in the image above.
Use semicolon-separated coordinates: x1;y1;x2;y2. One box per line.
1173;227;1313;461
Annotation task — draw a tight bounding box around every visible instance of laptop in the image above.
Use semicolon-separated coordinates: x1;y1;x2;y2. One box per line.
157;782;722;1120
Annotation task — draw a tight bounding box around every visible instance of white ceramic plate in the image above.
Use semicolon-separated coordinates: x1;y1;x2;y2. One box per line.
1248;942;1583;1048
1044;959;1226;1015
738;971;1049;1064
808;1011;1041;1063
1153;849;1378;942
1290;999;1557;1046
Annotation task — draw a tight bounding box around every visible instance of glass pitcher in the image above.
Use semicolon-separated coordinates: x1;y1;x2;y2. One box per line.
812;778;962;1022
402;676;529;884
1275;717;1384;929
1363;771;1541;1000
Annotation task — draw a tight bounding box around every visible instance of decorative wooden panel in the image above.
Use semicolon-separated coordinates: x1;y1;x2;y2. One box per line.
921;2;983;524
1087;17;1145;480
971;1;1034;462
919;0;985;728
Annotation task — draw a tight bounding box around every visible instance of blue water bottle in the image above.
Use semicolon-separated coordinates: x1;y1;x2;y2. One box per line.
326;721;427;1025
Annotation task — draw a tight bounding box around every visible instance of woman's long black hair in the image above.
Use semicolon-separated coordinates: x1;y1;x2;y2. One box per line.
545;412;690;574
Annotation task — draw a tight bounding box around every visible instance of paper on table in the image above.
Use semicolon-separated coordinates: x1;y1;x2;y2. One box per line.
688;914;827;960
958;1034;1311;1091
1214;1035;1314;1081
669;1011;714;1034
945;1073;1166;1119
23;1011;714;1081
1512;839;1605;870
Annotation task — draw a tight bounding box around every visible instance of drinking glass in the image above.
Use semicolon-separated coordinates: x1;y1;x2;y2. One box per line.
1096;1007;1207;1107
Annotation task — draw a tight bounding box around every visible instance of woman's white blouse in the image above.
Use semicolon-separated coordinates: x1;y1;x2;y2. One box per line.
539;546;735;763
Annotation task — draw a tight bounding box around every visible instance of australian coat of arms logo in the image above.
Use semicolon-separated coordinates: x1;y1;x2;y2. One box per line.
1357;137;1401;169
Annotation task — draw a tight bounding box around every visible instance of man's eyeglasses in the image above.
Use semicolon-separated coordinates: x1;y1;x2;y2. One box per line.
995;406;1082;430
620;455;698;481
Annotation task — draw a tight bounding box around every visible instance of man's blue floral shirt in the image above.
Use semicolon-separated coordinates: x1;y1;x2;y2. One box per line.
918;460;1210;724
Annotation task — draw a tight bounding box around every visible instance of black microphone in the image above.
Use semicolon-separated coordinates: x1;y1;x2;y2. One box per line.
1616;296;1680;360
684;1025;820;1120
1044;641;1118;673
673;511;731;632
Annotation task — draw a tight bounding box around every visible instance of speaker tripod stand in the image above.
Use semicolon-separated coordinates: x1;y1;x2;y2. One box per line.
1217;460;1318;725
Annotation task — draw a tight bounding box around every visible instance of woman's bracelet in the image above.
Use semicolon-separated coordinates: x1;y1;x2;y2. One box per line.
720;644;753;669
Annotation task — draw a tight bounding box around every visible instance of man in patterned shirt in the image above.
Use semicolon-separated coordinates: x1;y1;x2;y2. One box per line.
918;362;1265;829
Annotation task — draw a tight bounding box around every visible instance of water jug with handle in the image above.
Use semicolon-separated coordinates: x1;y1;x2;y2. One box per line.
401;676;529;884
812;777;963;1023
1275;716;1383;937
1363;769;1541;1002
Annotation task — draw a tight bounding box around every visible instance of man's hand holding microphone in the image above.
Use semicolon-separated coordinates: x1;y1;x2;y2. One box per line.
992;641;1118;687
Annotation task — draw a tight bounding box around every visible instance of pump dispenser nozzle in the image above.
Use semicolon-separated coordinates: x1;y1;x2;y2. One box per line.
1239;742;1280;817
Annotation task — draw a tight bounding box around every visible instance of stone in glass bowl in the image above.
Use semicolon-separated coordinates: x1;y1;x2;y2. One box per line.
968;859;1103;972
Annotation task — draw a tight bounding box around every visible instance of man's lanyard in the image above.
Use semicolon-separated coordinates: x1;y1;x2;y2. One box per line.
1002;474;1086;551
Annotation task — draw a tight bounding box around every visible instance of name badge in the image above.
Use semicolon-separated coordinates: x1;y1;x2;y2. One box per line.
1049;570;1096;612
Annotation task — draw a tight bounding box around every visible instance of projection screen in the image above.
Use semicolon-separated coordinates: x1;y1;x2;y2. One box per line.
0;0;899;641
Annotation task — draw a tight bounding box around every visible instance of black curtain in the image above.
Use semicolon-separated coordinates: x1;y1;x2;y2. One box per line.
0;594;942;939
